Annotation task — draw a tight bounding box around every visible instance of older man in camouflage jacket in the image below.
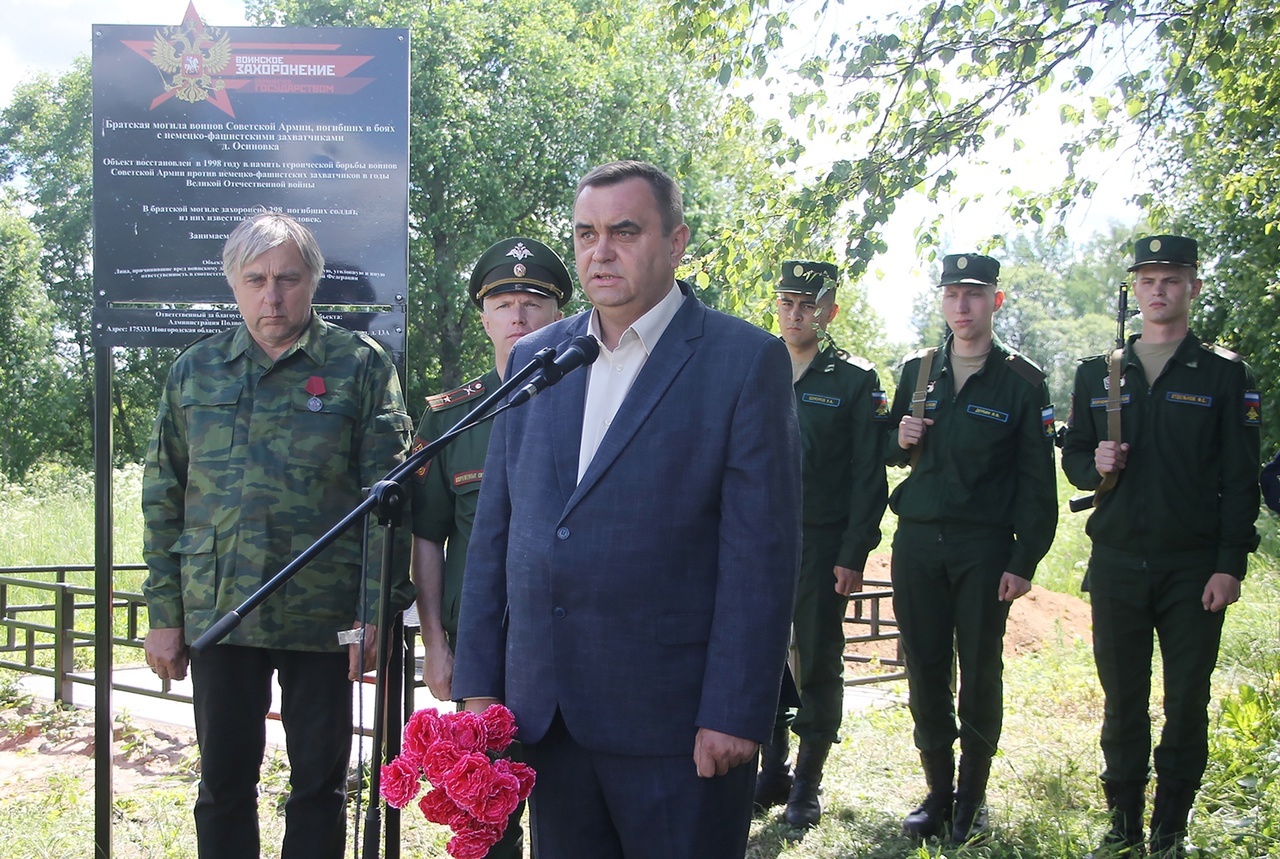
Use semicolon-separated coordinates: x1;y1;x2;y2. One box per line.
142;211;413;859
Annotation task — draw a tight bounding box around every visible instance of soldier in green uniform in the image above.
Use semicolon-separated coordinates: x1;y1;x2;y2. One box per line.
752;261;888;828
142;212;415;859
410;236;572;858
1062;235;1261;858
887;252;1057;843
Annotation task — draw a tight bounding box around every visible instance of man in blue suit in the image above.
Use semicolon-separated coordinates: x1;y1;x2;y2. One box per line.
452;160;802;858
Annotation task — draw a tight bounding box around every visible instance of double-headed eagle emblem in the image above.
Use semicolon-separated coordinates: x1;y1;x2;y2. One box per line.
151;19;232;104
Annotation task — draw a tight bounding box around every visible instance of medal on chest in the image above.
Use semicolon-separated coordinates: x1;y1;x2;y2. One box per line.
306;376;326;411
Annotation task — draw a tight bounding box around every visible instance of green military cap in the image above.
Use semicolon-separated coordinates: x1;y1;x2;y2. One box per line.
469;237;574;308
777;260;839;295
1128;234;1198;272
938;253;999;287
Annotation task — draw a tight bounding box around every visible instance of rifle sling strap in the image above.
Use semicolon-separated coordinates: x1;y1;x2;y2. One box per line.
908;348;937;468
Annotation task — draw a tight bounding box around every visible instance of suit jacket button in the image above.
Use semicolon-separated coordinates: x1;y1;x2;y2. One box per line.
556;527;570;540
553;607;567;619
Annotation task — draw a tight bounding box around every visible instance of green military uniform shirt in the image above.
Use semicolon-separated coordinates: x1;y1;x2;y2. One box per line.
795;344;889;569
886;335;1058;579
411;369;498;637
142;313;415;651
1061;332;1261;577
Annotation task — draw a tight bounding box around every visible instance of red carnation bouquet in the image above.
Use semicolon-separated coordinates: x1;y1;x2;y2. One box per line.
381;705;535;859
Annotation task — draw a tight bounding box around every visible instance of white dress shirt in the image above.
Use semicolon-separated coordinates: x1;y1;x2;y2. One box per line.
578;281;686;483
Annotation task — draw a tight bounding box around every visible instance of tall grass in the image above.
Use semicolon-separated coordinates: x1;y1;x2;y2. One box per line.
1;463;148;669
0;461;146;574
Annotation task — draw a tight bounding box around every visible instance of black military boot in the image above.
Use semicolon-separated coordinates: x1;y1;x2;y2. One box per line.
1085;780;1146;858
1149;778;1196;858
784;740;831;828
950;753;992;843
903;748;954;838
753;723;793;814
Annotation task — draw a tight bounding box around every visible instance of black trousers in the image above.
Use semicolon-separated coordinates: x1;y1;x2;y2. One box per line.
892;521;1013;756
1089;555;1226;784
190;644;352;859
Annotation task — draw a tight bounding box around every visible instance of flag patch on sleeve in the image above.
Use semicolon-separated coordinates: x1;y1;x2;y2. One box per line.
1244;390;1261;426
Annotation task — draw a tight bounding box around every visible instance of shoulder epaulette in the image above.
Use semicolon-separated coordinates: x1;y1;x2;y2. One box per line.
1005;353;1046;387
426;376;488;411
901;346;937;366
1204;342;1244;363
841;352;876;372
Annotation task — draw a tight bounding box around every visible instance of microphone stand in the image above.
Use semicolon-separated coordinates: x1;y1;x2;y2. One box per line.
189;345;560;859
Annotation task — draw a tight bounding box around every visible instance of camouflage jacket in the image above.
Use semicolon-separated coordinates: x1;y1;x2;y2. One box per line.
142;313;415;651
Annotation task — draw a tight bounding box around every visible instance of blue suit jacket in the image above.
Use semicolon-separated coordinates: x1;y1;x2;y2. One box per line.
453;284;802;756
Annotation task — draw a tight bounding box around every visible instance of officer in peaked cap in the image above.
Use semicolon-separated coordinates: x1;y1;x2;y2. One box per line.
1063;234;1259;858
886;251;1057;843
411;236;573;859
469;237;574;308
752;260;888;828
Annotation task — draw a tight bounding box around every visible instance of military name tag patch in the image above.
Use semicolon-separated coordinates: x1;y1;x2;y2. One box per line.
801;393;841;408
1167;391;1212;407
1090;394;1132;408
452;469;483;488
967;404;1009;423
872;390;889;420
1041;406;1055;438
1244;390;1261;426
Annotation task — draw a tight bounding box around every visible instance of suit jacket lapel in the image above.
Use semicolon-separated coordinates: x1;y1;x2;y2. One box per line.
564;290;705;515
552;316;592;505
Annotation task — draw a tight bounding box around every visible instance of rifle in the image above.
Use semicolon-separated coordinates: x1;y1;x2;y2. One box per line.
1068;281;1129;513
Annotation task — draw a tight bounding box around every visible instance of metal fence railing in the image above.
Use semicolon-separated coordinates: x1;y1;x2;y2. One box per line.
0;564;171;707
1;564;905;709
843;577;905;685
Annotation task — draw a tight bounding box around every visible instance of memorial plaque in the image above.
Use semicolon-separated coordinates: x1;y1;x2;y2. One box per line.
92;5;409;355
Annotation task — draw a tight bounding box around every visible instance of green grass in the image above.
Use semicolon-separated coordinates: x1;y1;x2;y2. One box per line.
746;568;1280;858
0;461;146;571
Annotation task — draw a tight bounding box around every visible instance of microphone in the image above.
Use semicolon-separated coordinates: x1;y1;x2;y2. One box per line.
509;335;601;406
